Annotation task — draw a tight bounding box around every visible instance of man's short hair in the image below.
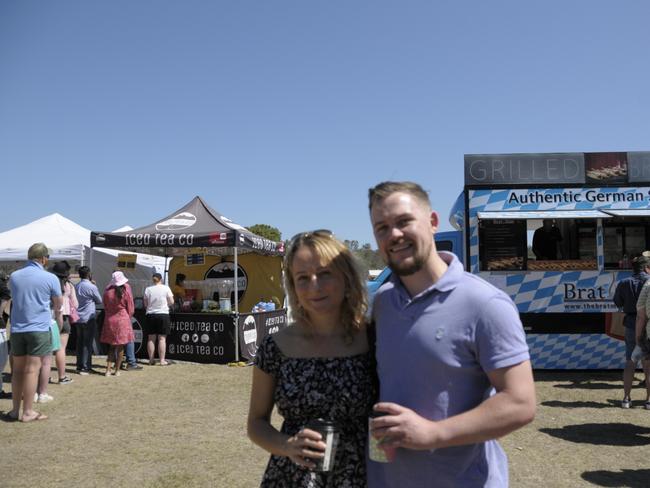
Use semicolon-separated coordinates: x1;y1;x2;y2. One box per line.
78;266;91;279
368;181;431;211
633;255;650;273
27;242;52;260
152;272;163;281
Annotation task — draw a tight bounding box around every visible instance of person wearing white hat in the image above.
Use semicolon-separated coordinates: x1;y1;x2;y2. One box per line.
100;271;135;376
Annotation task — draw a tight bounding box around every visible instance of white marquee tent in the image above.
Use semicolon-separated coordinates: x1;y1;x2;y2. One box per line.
0;213;168;293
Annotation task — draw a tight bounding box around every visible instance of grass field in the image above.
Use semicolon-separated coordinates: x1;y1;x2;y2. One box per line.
1;359;649;487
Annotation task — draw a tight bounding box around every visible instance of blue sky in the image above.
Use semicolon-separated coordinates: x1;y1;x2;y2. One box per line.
1;1;649;247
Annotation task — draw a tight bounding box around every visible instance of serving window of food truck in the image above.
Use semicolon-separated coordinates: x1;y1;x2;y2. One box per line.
477;210;609;272
602;210;650;268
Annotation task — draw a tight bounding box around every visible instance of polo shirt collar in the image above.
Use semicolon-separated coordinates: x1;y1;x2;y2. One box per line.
390;251;462;302
27;260;45;270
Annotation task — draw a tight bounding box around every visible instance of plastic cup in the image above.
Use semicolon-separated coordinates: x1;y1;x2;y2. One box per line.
368;413;396;463
305;419;339;472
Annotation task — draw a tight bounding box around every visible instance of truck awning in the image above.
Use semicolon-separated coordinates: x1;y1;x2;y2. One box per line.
601;209;650;217
477;210;612;220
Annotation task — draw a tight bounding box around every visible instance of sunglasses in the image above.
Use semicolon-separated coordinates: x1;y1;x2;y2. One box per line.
289;229;333;243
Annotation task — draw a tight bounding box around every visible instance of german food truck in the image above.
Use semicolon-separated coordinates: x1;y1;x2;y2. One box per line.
429;151;650;369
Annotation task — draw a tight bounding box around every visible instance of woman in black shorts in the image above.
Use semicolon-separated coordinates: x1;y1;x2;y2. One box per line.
143;273;174;366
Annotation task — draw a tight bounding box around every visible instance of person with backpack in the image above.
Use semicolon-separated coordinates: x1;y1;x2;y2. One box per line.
613;255;650;409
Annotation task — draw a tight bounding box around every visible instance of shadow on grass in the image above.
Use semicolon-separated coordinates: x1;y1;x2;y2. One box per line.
552;382;620;390
540;422;650;447
534;371;623;390
582;468;650;487
540;400;615;409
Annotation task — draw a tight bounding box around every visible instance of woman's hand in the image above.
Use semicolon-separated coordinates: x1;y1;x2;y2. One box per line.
284;428;326;468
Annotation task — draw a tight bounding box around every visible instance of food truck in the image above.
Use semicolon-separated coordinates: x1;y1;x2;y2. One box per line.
367;151;650;368
435;151;650;369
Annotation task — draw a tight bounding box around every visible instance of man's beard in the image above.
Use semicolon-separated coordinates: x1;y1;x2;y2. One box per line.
386;247;428;277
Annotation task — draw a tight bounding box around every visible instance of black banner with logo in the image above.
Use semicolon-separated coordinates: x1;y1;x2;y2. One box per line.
100;309;286;364
238;309;288;361
156;313;237;364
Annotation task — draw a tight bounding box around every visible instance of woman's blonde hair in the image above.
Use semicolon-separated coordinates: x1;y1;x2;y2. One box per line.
284;230;368;341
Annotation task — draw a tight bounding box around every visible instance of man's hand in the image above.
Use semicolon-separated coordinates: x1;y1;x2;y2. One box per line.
370;403;438;450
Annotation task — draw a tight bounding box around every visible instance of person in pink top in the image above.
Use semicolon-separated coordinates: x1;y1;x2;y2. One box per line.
51;261;78;385
100;271;135;377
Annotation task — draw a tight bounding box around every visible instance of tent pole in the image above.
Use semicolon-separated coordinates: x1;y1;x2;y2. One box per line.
164;249;169;284
234;248;239;314
234;246;239;362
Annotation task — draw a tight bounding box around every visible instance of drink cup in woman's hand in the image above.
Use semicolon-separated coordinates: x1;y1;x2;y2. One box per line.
305;419;339;472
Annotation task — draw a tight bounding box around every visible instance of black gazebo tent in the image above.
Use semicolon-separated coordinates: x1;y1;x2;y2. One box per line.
91;196;283;257
90;196;284;361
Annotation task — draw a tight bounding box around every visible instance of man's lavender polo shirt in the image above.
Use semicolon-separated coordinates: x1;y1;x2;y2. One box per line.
75;279;103;323
368;252;529;488
9;260;61;333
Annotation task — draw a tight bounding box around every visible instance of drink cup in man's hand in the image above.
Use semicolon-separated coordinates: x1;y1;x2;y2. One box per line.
369;412;397;463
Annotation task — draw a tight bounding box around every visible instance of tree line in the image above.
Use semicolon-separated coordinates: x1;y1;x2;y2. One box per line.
248;224;385;279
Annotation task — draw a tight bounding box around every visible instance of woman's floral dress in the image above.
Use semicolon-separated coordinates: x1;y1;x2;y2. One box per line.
255;333;377;487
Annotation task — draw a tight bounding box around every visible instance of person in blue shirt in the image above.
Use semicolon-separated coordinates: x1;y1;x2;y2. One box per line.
367;182;536;488
5;243;62;422
74;266;103;374
613;255;650;408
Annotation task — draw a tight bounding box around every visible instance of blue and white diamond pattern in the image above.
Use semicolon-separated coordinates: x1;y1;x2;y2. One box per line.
528;334;625;369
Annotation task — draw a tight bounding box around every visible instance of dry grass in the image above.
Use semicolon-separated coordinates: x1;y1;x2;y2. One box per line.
1;360;649;487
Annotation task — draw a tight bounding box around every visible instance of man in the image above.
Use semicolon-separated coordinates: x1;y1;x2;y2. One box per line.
74;266;103;375
5;243;62;422
144;272;174;366
122;340;144;371
613;256;650;407
532;219;563;260
367;182;536;487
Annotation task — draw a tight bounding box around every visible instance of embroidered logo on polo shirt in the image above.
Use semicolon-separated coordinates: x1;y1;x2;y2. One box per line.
435;327;444;340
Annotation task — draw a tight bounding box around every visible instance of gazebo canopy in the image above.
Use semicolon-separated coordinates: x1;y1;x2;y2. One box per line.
90;196;284;257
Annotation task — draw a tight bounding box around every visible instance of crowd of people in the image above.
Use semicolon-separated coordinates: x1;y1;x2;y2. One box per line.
0;245;174;423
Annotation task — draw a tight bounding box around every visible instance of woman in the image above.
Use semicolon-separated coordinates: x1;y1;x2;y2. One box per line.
51;261;78;384
247;230;376;487
0;271;11;399
100;271;135;376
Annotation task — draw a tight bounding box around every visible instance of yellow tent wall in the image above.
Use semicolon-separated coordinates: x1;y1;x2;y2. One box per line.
168;253;284;312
